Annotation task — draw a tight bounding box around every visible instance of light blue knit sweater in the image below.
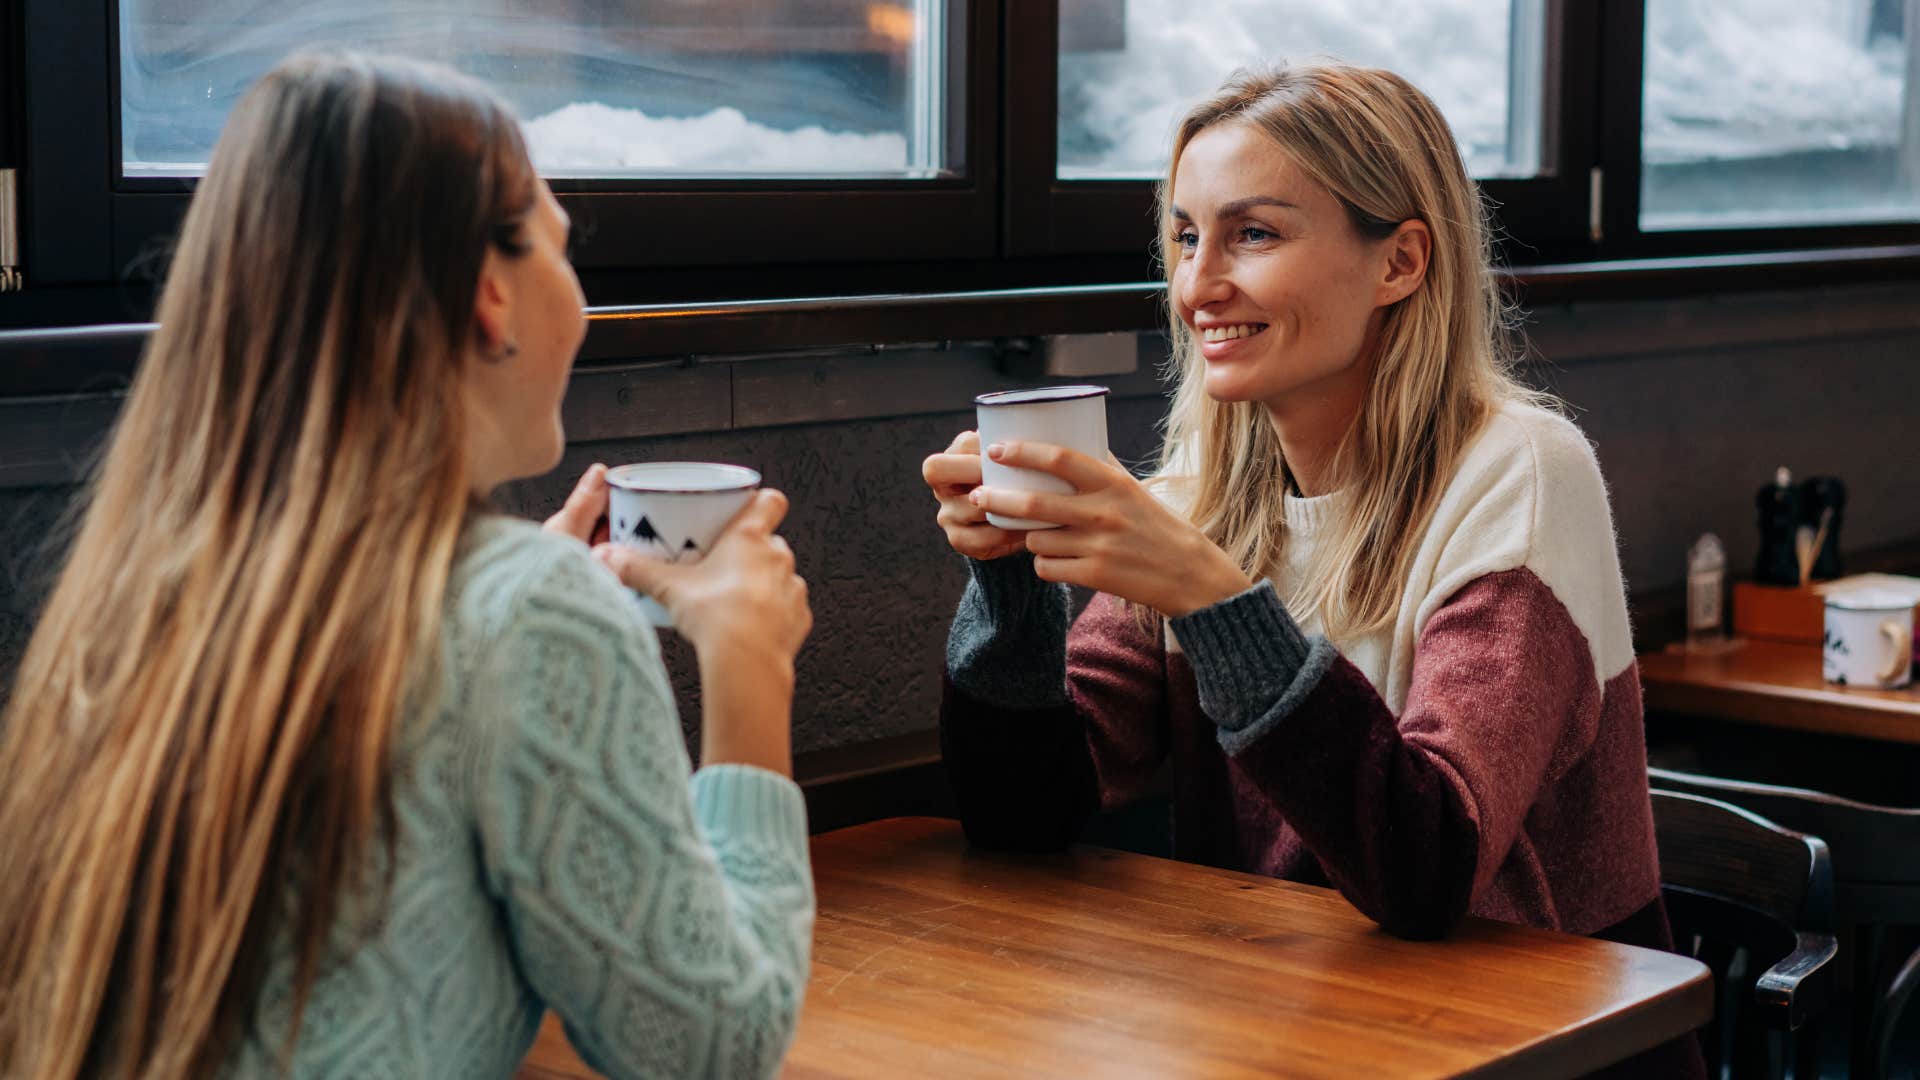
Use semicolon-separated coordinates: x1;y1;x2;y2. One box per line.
222;515;814;1079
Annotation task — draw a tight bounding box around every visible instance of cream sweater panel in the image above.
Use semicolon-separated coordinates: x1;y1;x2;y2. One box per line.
1163;401;1635;714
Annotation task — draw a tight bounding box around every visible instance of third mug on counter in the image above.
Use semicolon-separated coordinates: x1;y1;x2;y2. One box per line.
1822;588;1917;689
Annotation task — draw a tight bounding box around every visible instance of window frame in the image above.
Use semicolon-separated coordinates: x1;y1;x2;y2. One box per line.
1594;0;1920;260
25;0;1003;287
8;0;1920;308
1005;0;1604;262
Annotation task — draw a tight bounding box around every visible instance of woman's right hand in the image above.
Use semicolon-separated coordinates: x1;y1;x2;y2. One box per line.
923;430;1028;561
593;489;812;664
594;489;810;775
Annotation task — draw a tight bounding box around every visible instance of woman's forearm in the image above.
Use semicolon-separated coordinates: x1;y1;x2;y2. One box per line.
695;640;796;776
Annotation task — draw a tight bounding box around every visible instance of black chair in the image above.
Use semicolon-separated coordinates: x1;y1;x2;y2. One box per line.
1652;789;1840;1080
1652;767;1920;1079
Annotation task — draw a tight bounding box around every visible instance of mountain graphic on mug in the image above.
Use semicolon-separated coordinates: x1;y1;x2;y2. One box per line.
614;514;705;563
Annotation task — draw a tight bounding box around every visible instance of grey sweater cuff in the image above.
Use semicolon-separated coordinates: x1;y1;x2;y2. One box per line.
945;552;1072;709
1168;580;1339;755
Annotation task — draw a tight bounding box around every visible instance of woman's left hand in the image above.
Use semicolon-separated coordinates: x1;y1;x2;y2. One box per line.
968;440;1255;617
542;463;612;546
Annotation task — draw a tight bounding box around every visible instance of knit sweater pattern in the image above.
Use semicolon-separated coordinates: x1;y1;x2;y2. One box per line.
223;515;814;1080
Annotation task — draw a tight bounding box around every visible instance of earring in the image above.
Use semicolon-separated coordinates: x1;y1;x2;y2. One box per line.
488;338;519;362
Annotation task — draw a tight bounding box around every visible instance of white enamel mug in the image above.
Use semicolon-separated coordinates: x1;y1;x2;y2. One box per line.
606;462;761;628
1822;588;1916;689
973;385;1110;530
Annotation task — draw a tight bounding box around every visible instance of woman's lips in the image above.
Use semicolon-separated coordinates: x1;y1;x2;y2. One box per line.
1196;322;1269;360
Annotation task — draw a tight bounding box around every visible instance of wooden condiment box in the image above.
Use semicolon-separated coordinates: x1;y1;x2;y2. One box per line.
1732;582;1824;645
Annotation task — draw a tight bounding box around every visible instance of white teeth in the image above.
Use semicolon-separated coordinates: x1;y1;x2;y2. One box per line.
1201;324;1263;343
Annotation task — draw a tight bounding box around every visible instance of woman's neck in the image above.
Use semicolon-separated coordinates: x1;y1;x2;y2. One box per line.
1265;384;1368;497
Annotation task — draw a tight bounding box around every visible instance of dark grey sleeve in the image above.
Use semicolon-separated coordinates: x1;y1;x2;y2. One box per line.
945;552;1073;709
1167;580;1339;755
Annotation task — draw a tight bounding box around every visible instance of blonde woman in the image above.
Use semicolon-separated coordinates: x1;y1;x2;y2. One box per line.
926;65;1700;1076
0;53;812;1079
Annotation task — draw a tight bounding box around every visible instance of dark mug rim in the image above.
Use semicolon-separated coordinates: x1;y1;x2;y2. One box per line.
974;384;1111;408
605;461;762;494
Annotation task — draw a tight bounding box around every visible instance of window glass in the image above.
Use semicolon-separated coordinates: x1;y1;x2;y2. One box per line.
1643;0;1920;229
118;0;956;179
1056;0;1545;180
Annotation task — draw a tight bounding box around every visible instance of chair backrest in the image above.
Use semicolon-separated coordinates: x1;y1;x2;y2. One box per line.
1650;766;1920;922
1652;766;1920;1078
1653;789;1834;931
1652;789;1838;1080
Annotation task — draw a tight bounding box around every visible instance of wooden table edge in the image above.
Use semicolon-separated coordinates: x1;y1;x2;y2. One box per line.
812;818;1717;1079
1455;958;1713;1078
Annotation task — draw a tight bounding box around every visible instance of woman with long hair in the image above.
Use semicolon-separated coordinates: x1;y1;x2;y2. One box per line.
0;52;813;1079
926;64;1699;1075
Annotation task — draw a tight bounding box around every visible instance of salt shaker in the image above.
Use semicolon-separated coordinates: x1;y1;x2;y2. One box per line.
1686;532;1727;652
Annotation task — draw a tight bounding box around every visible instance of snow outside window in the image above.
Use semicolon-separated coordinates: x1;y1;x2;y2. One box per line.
1642;0;1920;229
117;0;954;179
1056;0;1547;181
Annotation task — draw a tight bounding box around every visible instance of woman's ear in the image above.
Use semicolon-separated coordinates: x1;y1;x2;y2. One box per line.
1376;219;1432;308
472;250;513;359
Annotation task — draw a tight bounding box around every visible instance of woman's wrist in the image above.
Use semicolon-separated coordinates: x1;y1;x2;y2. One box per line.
1159;541;1255;618
695;645;795;775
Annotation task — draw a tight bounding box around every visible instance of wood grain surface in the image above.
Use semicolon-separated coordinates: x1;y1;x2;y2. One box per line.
1640;640;1920;745
520;818;1710;1079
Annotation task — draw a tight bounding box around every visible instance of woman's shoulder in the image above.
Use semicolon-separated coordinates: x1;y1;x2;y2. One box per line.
1438;399;1608;522
1421;398;1621;587
1423;398;1632;680
445;514;648;657
1465;399;1601;482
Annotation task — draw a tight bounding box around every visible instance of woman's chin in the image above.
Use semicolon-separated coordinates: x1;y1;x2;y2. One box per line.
1201;371;1267;405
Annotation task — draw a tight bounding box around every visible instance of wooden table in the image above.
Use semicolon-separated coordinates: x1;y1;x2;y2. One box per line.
1639;639;1920;745
521;818;1709;1079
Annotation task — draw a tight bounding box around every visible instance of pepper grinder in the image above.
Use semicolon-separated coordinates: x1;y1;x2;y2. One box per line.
1754;466;1802;587
1798;475;1846;581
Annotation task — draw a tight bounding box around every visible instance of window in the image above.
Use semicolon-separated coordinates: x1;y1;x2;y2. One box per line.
1641;0;1920;231
118;0;959;180
1010;0;1582;259
1057;0;1547;181
8;0;1920;308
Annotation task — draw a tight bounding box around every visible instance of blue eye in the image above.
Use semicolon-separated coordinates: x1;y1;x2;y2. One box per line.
1171;228;1198;250
1240;225;1274;243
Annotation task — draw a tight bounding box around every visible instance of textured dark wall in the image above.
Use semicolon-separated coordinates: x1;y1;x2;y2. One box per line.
5;287;1919;753
0;400;1167;753
1538;334;1920;606
0;485;68;706
492;398;1170;755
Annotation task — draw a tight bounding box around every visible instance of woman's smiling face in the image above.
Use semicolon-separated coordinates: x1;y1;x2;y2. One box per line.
1167;122;1398;412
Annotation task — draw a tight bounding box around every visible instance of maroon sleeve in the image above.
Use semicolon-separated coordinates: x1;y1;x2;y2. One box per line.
941;592;1170;851
1225;568;1597;939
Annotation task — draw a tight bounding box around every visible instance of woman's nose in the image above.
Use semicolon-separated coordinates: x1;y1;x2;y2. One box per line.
1178;241;1233;310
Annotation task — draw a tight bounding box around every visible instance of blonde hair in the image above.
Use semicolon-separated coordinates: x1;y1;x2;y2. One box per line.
0;52;536;1078
1152;63;1549;638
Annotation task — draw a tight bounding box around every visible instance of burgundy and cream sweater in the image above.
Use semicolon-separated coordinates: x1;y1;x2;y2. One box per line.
943;403;1693;1071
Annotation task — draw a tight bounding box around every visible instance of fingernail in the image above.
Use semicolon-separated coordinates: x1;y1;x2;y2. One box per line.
987;443;1006;460
968;488;985;504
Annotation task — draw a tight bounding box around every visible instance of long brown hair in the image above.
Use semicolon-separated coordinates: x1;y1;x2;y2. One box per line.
1151;63;1550;638
0;52;537;1078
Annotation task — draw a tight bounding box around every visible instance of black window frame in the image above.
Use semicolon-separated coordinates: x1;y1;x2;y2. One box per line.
26;0;1003;289
1594;0;1920;260
1008;0;1603;263
8;0;1920;322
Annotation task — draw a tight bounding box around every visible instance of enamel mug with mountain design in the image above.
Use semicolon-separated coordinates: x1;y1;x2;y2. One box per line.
606;462;761;629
